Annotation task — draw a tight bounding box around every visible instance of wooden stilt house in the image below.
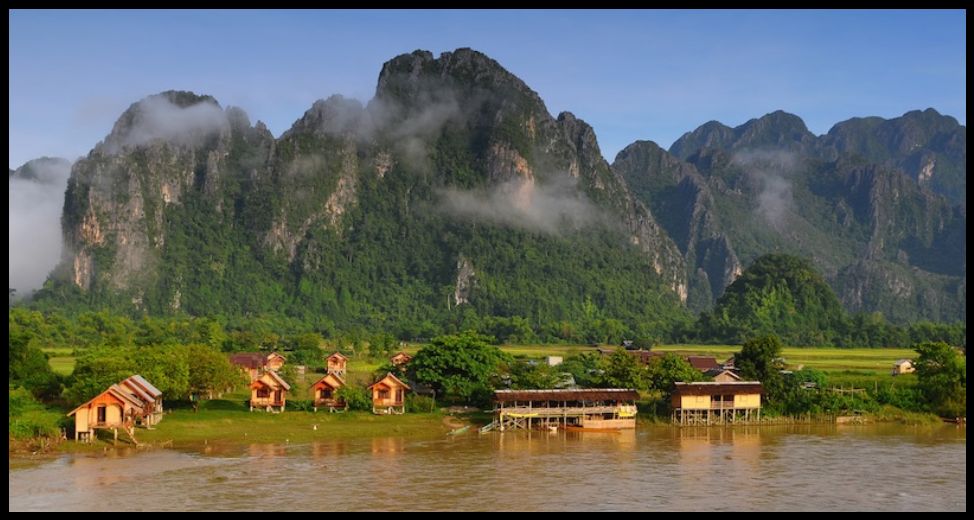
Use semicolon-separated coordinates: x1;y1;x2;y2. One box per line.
368;373;410;414
250;370;291;412
311;373;346;411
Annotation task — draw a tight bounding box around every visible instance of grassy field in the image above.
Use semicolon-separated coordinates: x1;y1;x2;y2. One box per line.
496;343;915;375
130;397;452;448
42;348;76;376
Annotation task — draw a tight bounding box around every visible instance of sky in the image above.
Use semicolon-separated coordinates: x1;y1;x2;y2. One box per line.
8;9;967;169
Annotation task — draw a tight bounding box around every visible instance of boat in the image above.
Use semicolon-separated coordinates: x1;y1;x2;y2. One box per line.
563;425;623;433
448;425;471;436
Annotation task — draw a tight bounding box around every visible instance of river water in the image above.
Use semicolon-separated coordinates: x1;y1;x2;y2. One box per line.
9;423;966;511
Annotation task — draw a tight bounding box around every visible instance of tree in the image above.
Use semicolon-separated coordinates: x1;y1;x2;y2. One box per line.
602;350;645;390
289;332;324;365
736;335;788;407
409;331;512;402
913;341;966;417
509;359;560;389
188;343;246;401
560;352;604;388
646;353;703;395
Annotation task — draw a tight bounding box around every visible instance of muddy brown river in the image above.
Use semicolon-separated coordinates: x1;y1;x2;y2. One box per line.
8;423;966;511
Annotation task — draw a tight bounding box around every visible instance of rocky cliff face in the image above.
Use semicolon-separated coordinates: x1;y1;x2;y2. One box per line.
617;110;965;322
53;49;689;326
821;108;966;206
613;141;740;312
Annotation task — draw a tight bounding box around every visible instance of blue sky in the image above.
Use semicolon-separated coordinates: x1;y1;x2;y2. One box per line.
9;9;966;169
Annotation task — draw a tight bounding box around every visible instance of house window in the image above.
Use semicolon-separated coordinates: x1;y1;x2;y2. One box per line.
97;405;107;423
257;387;270;398
378;389;390;400
321;389;332;399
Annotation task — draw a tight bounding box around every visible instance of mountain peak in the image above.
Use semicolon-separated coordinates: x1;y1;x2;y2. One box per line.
101;90;230;153
375;47;547;115
670;110;814;159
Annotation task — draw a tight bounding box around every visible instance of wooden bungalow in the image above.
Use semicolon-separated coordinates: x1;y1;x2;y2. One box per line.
671;381;763;425
486;389;639;432
311;373;346;412
265;352;286;372
390;351;413;367
250;371;291;412
368;373;410;414
68;384;147;442
120;374;164;426
326;352;349;377
892;359;915;375
704;368;742;383
230;352;268;382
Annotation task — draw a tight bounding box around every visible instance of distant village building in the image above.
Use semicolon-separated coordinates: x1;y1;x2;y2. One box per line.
721;356;736;370
628;349;663;366
672;382;763;425
311;373;346;412
687;356;720;373
704;368;742;383
250;371;291;412
545;356;563;367
229;352;287;381
229;353;266;381
326;352;349;377
369;373;410;414
67;375;163;442
892;359;916;376
390;351;413;367
621;340;635;350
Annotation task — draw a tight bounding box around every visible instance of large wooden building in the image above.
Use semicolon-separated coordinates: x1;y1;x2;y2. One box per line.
369;373;410;414
250;371;291;412
67;375;164;442
487;389;639;432
671;382;763;425
311;373;346;411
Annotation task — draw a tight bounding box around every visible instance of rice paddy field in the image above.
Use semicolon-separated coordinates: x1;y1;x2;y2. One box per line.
47;343;918;379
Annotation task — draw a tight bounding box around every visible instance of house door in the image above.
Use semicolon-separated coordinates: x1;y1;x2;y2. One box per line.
97;406;107;423
275;390;282;403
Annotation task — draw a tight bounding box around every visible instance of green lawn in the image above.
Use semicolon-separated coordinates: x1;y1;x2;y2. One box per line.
133;399;450;447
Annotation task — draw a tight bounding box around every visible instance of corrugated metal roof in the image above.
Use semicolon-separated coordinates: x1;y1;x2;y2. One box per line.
120;378;154;403
673;382;764;396
108;384;148;408
494;388;639;403
128;375;162;397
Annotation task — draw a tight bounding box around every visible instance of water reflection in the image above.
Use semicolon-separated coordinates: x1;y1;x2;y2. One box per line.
9;424;966;512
